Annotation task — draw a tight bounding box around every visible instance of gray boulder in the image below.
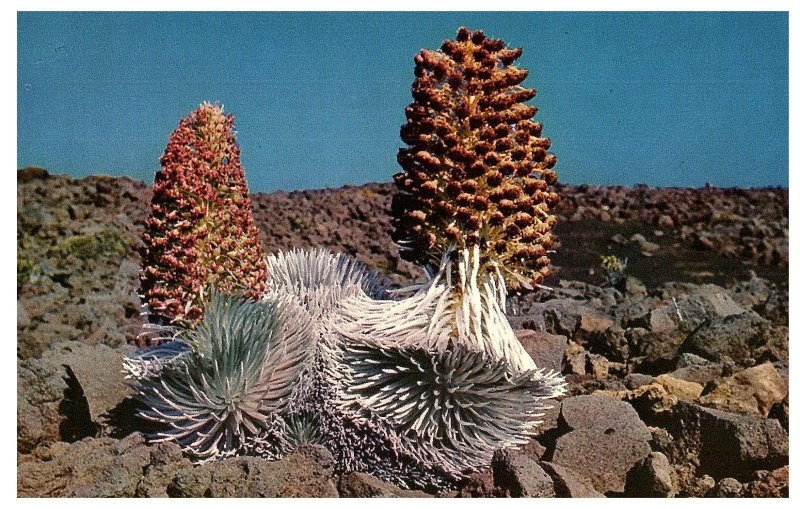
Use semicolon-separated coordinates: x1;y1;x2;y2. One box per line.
18;341;132;453
539;462;604;498
552;395;652;494
682;312;787;364
559;394;651;441
669;362;725;386
516;330;567;373
626;327;685;367
551;428;652;495
662;283;748;330
624;451;675;497
729;276;772;310
670;402;788;479
492;449;555;497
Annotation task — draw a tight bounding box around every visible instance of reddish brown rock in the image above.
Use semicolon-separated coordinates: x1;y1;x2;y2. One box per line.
539;462;604;498
168;445;338;498
551;428;652;494
559;394;651;440
698;363;788;417
492;449;555;498
670;402;788;479
624;452;675;497
337;472;431;498
516;330;567;373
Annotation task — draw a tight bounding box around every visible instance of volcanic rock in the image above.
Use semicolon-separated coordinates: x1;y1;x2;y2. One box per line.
135;442;194;497
539;462;604;498
454;471;496;498
682;312;787;364
492;449;555;497
552;395;652;494
551;429;651;495
516;330;567;373
624;451;675;497
698;363;788;417
337;472;431;498
729;276;772;310
768;395;788;431
675;352;711;368
669;402;788;479
669;362;725;386
563;341;587;375
17;433;189;497
559;394;651;440
586;353;610;380
652;374;703;402
623;373;655;390
741;466;789;497
645;305;678;334
168;445;338;497
714;478;743;497
662;283;748;329
18;341;132;453
531;401;562;439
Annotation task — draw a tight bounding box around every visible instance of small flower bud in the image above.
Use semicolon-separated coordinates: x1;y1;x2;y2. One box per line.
473;195;490;211
484;152;501;165
486;170;503;187
499;199;517;214
456;193;474;206
407;210;427;223
461;179;479;193
465;215;482;230
489;211;505;226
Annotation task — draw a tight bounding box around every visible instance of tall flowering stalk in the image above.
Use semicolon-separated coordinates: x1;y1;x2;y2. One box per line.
392;27;560;292
139;102;268;329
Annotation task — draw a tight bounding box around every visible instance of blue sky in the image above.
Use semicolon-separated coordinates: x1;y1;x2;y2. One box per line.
17;11;788;192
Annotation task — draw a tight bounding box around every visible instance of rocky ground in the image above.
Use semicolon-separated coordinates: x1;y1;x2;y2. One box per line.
17;167;789;497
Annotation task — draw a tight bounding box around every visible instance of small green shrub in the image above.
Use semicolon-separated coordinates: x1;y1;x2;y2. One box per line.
17;254;35;288
52;230;131;260
600;254;627;286
287;214;310;232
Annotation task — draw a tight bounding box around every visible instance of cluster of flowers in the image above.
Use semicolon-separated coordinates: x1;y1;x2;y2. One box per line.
127;28;565;492
139;102;267;331
392;27;560;291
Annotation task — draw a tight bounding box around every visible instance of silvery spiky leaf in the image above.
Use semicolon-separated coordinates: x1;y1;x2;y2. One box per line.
335;246;540;373
332;338;566;476
240;409;324;460
242;343;457;490
266;248;386;318
128;290;317;460
123;339;191;380
282;410;325;449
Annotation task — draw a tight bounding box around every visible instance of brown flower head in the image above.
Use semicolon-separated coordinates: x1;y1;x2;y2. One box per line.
391;27;559;291
139;102;268;333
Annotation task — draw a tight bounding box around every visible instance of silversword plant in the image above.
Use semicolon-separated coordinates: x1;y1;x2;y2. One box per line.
128;29;566;492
